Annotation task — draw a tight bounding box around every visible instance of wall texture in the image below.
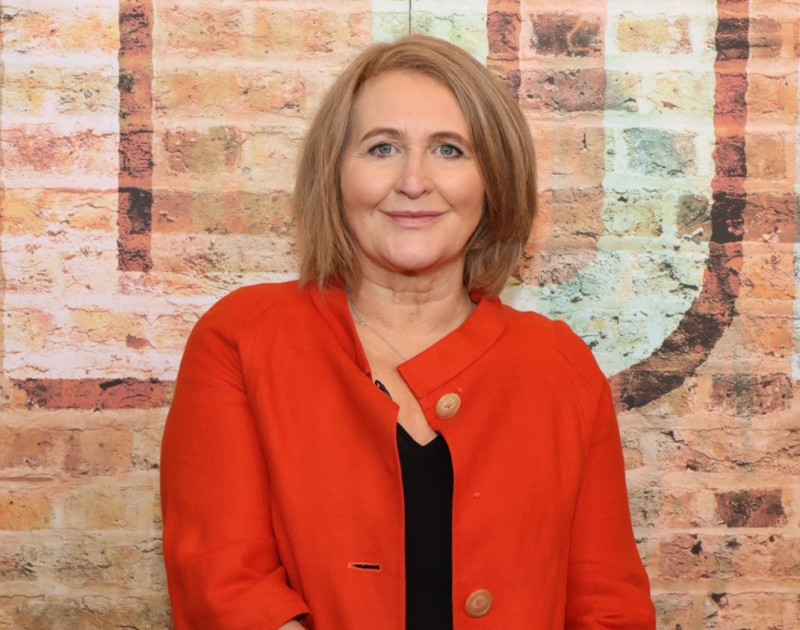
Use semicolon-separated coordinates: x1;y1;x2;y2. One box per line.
1;0;799;628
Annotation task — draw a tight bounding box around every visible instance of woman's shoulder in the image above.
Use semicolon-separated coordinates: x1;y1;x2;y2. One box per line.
498;301;603;383
196;280;310;335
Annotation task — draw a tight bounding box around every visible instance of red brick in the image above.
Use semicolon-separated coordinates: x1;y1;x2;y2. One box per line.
715;489;787;527
12;379;172;411
658;533;722;581
529;12;603;57
520;68;606;112
743;193;798;243
488;6;522;60
712;374;794;416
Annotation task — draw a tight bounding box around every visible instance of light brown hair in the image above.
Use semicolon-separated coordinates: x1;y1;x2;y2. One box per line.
293;34;537;297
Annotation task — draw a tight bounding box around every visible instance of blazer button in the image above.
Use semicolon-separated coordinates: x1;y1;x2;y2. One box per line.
465;589;493;617
435;393;461;419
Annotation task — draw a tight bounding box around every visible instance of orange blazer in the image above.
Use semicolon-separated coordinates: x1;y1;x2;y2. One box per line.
161;281;655;629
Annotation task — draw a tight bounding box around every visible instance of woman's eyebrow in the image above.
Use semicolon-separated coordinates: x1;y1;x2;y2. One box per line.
358;127;472;148
429;131;472;147
358;127;403;143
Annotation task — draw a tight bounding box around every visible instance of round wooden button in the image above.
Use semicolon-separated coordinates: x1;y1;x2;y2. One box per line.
465;589;493;617
435;393;461;418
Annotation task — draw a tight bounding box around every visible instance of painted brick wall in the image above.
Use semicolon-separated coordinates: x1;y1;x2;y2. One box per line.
1;1;798;628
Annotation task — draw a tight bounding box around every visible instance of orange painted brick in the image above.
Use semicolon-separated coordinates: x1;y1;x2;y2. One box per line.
63;483;160;530
748;71;800;117
0;493;53;530
705;591;800;630
1;190;116;236
654;423;800;472
2;126;116;178
64;428;135;476
2;7;118;54
0;426;63;471
0;595;172;629
251;8;371;57
748;16;784;58
746;132;789;180
153;190;293;236
162;126;245;176
50;535;160;588
158;68;307;117
3;66;118;118
652;592;696;630
551;123;605;181
159;5;245;57
739;242;796;301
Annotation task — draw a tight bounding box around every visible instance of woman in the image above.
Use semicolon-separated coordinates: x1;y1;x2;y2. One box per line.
161;35;656;629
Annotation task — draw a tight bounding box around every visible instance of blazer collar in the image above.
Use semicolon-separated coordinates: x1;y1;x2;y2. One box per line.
309;283;508;394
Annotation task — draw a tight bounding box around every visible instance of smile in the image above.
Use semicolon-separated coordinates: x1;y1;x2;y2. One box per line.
383;210;446;228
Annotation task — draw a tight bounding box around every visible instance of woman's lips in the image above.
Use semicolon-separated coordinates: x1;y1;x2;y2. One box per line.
383;210;445;227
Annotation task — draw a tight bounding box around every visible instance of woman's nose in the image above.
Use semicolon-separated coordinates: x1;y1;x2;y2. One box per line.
395;151;432;198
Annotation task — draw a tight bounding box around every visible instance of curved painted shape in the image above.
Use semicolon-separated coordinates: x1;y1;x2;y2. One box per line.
503;1;716;379
609;1;747;409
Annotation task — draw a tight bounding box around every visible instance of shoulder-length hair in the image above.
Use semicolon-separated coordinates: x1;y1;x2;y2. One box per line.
293;34;537;297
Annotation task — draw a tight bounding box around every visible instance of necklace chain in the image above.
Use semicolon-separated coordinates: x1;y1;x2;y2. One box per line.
348;295;409;362
347;289;475;364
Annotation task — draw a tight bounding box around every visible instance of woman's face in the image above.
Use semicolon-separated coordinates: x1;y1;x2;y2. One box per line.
339;70;485;284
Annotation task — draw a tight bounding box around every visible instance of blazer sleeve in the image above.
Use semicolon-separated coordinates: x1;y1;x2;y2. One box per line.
160;297;310;629
560;331;656;629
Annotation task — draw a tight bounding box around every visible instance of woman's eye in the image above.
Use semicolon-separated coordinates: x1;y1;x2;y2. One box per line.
437;144;463;158
369;143;395;157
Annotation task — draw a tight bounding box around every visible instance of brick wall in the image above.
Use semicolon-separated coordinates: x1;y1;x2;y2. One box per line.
1;1;798;628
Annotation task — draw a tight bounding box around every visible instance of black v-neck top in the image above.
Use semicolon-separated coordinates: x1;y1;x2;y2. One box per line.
397;423;454;630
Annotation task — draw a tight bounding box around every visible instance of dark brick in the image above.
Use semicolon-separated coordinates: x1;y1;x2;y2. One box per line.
715;489;787;527
713;136;747;179
522;68;605;112
710;374;794;416
488;8;522;60
529;12;602;57
12;378;173;410
715;17;750;61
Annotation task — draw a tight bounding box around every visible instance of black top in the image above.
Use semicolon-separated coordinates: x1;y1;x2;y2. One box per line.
397;424;454;630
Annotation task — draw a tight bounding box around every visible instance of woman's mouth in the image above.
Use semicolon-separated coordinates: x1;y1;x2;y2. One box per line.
383;210;445;228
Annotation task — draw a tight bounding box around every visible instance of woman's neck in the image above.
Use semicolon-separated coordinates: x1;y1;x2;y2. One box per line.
347;270;476;362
